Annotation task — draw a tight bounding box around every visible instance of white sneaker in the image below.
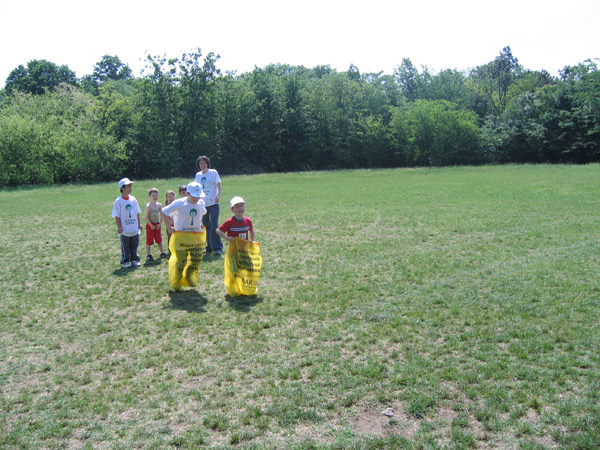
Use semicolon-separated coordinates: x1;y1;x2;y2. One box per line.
123;262;132;269
132;260;141;267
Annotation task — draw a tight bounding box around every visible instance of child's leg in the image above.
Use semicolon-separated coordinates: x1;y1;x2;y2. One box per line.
130;234;140;262
146;223;154;256
154;224;166;256
119;235;129;263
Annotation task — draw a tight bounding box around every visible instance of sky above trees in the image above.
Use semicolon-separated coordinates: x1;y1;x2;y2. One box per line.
1;0;599;86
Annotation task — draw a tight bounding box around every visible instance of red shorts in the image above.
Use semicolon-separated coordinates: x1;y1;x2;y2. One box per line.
146;222;162;245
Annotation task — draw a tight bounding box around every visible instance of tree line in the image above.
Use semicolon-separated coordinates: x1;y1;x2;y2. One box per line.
0;47;598;186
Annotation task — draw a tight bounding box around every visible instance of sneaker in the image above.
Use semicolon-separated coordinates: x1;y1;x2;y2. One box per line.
146;254;154;261
133;260;141;267
123;261;132;269
214;250;222;255
203;248;207;254
160;252;168;259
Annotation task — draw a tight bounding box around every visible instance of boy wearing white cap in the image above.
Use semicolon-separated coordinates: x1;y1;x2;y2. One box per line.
161;181;207;291
216;196;255;242
161;181;207;234
111;177;143;268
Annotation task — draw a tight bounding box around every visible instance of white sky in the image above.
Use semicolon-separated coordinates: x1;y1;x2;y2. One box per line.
1;0;599;87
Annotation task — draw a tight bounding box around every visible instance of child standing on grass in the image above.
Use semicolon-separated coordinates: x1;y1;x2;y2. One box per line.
161;182;207;291
216;196;255;242
145;187;167;261
216;196;261;297
164;190;176;247
111;178;142;268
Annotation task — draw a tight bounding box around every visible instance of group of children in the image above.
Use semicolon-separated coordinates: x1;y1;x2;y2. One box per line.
111;178;254;269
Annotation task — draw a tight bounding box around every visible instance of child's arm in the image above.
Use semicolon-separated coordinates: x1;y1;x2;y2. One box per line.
144;205;153;230
162;211;175;234
216;228;234;242
215;181;222;204
115;217;123;234
250;228;255;242
137;213;142;231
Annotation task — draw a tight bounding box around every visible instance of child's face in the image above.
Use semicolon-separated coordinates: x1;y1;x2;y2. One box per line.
187;193;201;204
231;203;245;216
149;192;159;201
179;190;186;197
167;192;175;203
122;184;132;196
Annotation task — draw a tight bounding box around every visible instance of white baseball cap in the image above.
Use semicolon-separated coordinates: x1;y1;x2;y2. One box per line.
186;181;204;198
230;196;245;208
118;177;133;189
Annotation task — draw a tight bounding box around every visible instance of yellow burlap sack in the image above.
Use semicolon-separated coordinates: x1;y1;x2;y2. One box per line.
224;238;262;296
168;231;206;291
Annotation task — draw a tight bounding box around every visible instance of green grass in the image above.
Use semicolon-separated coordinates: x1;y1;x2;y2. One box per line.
1;164;599;449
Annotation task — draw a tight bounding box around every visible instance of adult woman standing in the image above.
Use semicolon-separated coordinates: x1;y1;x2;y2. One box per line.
195;155;223;255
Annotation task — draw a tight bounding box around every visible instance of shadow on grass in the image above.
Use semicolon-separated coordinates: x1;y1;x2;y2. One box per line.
143;258;164;267
111;259;164;276
225;295;263;312
165;290;208;313
111;266;139;277
201;253;223;264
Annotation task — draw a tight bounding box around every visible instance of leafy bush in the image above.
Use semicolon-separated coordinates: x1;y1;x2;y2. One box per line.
0;85;128;186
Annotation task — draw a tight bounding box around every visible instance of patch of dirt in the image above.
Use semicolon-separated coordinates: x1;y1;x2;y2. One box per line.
350;401;420;438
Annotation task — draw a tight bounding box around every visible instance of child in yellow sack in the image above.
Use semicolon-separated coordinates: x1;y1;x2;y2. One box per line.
216;196;261;296
215;196;254;242
161;182;207;291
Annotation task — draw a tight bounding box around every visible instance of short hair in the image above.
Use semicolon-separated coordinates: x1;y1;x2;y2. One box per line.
196;155;211;170
148;187;159;195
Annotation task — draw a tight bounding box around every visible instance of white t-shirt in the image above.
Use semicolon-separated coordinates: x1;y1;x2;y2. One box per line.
195;169;221;207
162;197;207;232
111;195;141;236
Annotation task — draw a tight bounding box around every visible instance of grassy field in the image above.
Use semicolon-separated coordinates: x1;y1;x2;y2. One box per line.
1;164;599;449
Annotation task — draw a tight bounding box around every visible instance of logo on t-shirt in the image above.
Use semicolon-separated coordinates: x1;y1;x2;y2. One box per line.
199;177;207;189
125;204;132;218
189;208;198;226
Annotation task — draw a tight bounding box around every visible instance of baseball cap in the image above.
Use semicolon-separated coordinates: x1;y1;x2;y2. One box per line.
186;181;204;197
118;177;133;189
230;196;245;208
178;184;187;192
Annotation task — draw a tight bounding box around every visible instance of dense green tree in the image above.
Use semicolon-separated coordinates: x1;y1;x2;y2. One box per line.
470;46;522;116
212;74;258;172
394;58;431;102
425;69;472;109
93;55;134;82
541;60;600;162
400;100;482;166
5;59;77;95
245;65;287;171
133;49;219;178
81;55;134;95
0;85;127;185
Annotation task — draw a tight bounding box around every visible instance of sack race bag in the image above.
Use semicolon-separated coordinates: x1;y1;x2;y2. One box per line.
224;237;262;296
168;230;206;291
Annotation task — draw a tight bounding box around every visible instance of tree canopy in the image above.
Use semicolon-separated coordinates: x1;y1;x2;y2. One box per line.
1;49;598;186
